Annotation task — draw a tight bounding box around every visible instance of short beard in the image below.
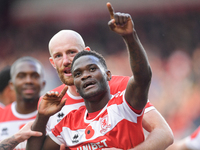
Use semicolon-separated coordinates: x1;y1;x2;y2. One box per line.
59;73;74;86
56;67;74;86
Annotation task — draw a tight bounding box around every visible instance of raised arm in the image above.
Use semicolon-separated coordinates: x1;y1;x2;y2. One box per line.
107;2;152;110
103;3;172;150
26;86;68;150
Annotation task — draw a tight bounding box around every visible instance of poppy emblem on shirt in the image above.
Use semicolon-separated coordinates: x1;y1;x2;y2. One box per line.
85;126;94;139
100;115;111;133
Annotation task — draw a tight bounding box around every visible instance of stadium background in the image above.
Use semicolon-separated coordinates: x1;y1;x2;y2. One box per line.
1;0;200;141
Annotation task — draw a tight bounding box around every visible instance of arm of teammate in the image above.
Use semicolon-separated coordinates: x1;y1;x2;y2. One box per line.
132;109;174;150
26;86;68;150
107;2;152;110
102;109;174;150
0;121;42;150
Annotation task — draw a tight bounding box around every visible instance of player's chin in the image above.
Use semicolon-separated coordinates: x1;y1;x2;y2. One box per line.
64;78;74;86
81;88;99;99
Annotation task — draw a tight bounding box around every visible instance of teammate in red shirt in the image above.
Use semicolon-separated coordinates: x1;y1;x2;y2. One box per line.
50;89;145;149
27;3;152;149
31;2;173;150
0;56;46;150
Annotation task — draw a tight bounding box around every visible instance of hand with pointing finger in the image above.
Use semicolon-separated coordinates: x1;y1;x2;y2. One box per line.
107;2;134;36
38;86;68;117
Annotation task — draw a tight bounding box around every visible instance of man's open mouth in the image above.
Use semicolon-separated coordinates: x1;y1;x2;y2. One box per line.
83;80;96;89
64;67;71;74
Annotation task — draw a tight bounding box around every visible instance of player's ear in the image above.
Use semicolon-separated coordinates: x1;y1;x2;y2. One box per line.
41;80;46;91
106;70;112;81
9;80;14;90
84;46;91;51
49;57;56;69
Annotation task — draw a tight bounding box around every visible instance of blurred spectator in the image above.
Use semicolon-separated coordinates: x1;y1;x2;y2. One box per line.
0;1;200;141
166;126;200;150
0;56;46;150
0;66;15;110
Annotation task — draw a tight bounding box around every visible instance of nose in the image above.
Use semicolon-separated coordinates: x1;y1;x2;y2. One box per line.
81;71;91;81
24;75;33;83
63;54;72;66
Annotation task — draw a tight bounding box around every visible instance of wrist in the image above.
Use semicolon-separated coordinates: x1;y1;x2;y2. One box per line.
31;114;50;132
13;133;22;143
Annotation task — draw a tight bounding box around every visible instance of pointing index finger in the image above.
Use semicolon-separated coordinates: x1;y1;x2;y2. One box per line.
59;86;68;99
107;2;114;19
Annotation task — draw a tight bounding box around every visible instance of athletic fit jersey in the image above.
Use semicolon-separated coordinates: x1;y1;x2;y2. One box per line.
185;126;200;149
49;90;145;149
0;102;37;150
39;75;154;134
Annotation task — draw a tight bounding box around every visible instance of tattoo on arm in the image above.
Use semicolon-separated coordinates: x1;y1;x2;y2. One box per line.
0;136;19;150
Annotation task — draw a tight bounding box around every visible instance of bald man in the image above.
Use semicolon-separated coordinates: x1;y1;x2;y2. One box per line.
34;3;173;149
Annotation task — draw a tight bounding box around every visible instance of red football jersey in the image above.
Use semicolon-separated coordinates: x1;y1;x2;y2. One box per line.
49;90;145;149
39;75;154;134
0;102;37;150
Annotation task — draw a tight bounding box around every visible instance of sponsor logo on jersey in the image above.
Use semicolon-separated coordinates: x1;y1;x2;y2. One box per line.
57;112;65;122
76;139;108;150
1;128;8;136
72;134;79;143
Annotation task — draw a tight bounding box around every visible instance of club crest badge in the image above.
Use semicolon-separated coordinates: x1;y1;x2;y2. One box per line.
100;115;111;133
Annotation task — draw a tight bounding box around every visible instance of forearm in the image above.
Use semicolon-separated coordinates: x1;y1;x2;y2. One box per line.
26;115;49;150
137;109;174;150
123;31;152;82
0;136;19;150
132;128;174;150
123;31;152;109
26;86;68;150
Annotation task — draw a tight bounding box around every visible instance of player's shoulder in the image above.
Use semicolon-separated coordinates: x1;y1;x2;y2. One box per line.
63;106;86;121
0;103;13;121
69;106;85;115
0;107;4;112
0;102;4;109
2;103;12;111
111;75;130;80
109;75;130;84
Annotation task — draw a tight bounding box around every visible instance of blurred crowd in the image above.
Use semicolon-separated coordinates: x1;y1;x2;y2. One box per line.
0;5;200;140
